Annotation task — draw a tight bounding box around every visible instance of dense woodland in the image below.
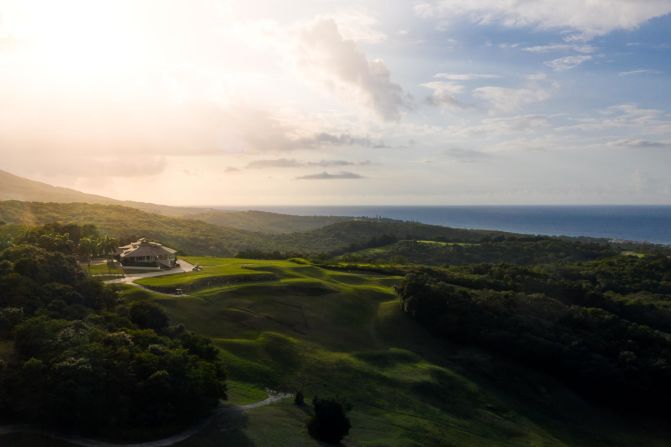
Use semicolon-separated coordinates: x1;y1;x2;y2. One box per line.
0;225;226;439
396;257;671;416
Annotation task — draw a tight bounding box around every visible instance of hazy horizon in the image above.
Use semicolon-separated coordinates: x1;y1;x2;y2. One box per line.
2;1;671;206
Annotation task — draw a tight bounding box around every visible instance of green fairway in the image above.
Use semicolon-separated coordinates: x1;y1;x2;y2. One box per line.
114;257;670;446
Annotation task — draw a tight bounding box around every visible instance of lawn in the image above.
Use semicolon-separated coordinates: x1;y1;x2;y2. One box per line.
82;260;123;276
115;257;671;447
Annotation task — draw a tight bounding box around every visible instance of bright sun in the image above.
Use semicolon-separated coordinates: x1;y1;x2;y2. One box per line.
11;0;148;81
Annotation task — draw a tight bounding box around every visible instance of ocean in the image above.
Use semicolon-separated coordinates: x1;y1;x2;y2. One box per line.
218;206;671;245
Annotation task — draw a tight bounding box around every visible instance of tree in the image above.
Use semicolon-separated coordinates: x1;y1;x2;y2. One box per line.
307;397;351;444
129;301;169;332
294;390;304;406
97;235;119;273
79;237;97;272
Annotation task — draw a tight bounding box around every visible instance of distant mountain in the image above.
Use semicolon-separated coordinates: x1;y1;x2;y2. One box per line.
0;169;121;205
0;169;348;233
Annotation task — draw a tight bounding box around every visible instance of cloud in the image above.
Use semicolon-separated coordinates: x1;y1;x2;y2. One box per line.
434;73;502;81
473;86;551;113
422;81;466;108
414;0;671;40
608;138;670;149
296;171;364;180
618;69;662;76
247;159;304;169
544;55;592;71
298;18;411;121
308;159;367;167
300;132;389;148
247;158;369;169
523;43;596;53
324;10;387;44
444;148;492;162
566;104;671;133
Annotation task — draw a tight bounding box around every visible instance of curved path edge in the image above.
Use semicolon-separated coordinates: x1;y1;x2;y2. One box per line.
0;391;292;447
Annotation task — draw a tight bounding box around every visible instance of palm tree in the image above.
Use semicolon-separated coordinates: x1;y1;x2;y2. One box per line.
98;235;119;273
79;237;96;272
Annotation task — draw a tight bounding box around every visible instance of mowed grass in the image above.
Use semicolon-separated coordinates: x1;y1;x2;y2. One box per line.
134;257;301;290
82;261;123;276
114;257;671;447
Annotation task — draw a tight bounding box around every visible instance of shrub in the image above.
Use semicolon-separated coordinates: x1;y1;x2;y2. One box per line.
307;397;351;444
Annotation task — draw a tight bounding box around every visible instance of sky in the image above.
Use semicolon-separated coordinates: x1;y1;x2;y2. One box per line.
1;0;671;206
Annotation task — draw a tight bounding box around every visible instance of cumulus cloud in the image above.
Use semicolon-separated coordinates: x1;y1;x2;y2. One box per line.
414;0;671;40
473;86;551;113
296;171;364;180
544;55;592;71
298;18;411;121
422;81;467;108
325;10;387;44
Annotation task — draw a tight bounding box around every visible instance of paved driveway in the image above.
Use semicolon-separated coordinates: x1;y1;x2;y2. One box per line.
106;259;196;285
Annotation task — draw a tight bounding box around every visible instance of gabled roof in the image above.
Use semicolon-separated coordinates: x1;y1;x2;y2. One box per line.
118;238;176;258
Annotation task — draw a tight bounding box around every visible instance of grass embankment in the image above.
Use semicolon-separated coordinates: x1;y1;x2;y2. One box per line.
109;257;670;447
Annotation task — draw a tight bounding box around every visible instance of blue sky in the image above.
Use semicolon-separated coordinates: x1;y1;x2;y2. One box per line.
1;0;671;205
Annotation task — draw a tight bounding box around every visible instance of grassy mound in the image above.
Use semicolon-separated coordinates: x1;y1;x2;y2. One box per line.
100;258;671;446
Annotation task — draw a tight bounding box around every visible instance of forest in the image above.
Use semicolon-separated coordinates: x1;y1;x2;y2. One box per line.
0;224;227;440
396;256;671;416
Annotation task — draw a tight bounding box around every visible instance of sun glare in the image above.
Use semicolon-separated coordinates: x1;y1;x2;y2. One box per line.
14;1;147;80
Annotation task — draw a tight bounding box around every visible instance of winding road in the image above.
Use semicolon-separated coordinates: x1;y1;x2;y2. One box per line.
0;391;292;447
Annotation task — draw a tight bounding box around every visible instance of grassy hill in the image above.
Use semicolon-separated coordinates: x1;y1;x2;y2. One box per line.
10;257;666;446
0;170;348;233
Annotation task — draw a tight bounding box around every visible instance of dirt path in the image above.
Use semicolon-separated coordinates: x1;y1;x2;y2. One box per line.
0;391;291;447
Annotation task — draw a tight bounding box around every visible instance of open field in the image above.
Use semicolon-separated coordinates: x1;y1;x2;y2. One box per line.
100;257;670;447
82;260;124;276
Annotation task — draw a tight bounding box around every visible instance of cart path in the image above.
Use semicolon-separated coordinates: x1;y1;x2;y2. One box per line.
0;391;292;447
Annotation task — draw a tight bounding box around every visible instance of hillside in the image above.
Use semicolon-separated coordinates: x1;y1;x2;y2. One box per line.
0;170;349;233
0;201;507;256
6;255;668;446
339;238;617;265
0;169;122;205
185;210;350;234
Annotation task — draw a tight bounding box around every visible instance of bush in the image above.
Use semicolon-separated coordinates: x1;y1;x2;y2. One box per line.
307;397;351;444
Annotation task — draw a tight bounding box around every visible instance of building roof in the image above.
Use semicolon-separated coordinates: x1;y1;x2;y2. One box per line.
118;238;177;258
